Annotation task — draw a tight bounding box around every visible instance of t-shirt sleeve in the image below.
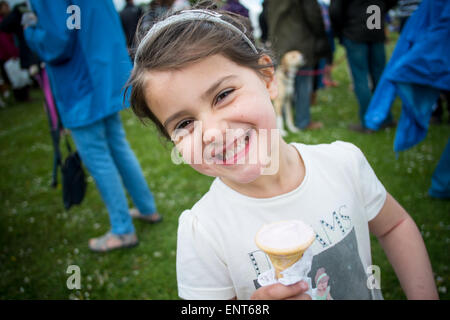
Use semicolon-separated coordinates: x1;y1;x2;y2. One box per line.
176;210;236;300
334;141;387;222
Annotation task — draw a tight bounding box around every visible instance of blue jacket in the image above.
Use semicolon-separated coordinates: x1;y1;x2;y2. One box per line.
364;0;450;152
24;0;132;129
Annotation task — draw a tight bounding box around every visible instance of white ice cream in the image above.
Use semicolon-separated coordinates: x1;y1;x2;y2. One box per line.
256;220;315;250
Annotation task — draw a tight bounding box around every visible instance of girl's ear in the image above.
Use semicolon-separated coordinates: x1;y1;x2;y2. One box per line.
258;54;278;100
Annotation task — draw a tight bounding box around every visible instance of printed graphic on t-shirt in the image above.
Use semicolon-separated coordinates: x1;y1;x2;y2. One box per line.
308;228;382;299
315;205;352;248
248;205;382;299
248;249;272;290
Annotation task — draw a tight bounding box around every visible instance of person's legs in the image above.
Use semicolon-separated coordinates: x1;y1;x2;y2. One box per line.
71;118;135;236
104;113;158;216
294;67;313;129
342;37;371;128
368;42;386;89
369;41;396;126
369;41;394;125
443;90;450;124
431;95;443;124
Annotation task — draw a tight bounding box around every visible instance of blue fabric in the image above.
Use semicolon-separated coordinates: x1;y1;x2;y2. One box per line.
342;37;388;128
71;113;157;235
394;83;439;151
365;0;450;151
24;0;132;129
314;58;326;90
294;68;313;129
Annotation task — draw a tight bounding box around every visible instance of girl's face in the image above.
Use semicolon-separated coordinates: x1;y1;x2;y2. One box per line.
317;279;328;291
143;54;279;184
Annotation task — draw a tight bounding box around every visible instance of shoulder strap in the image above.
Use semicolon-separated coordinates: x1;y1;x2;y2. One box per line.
64;134;72;153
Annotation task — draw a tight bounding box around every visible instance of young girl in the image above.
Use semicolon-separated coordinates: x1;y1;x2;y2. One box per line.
313;268;333;300
126;4;438;300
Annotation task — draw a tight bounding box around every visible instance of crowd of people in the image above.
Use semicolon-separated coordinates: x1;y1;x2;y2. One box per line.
2;1;445;129
0;0;447;300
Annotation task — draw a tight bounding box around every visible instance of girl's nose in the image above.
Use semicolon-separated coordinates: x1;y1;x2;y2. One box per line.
201;114;228;145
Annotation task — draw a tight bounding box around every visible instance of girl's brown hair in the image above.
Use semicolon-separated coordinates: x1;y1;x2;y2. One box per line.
124;1;275;140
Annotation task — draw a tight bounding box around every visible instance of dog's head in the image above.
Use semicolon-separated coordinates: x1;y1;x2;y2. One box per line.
281;50;305;71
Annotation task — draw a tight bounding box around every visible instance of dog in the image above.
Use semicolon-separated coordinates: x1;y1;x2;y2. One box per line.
272;50;305;136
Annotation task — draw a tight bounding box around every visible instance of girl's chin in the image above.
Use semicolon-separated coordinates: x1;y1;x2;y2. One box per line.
220;162;264;185
190;161;264;184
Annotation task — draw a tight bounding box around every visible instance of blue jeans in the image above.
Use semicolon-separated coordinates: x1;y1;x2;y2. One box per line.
294;67;313;129
342;37;392;127
71;112;157;235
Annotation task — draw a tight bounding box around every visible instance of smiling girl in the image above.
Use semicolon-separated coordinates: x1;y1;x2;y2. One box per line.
125;3;438;300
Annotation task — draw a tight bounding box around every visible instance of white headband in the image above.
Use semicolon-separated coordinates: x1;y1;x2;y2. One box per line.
134;9;258;64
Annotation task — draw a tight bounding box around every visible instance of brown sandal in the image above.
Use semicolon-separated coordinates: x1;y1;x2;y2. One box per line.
129;208;163;224
89;231;138;253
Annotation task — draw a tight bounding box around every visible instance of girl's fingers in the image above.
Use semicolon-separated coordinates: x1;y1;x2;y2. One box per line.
286;293;312;300
252;281;309;300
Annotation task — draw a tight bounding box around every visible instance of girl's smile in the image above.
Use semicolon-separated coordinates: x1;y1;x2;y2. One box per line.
213;128;253;165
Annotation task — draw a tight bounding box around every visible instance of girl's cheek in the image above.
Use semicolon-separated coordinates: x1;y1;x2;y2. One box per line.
175;138;195;164
190;163;217;177
177;138;212;167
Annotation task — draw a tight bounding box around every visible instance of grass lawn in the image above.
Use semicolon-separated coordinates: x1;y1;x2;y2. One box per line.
1;35;449;300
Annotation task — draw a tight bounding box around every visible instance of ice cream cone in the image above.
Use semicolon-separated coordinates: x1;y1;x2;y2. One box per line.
255;220;315;279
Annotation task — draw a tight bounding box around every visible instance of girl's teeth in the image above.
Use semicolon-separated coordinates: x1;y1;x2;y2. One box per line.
215;131;250;162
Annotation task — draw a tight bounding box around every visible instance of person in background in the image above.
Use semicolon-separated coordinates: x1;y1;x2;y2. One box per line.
221;0;249;18
318;0;338;89
24;0;162;252
267;0;331;130
258;0;269;47
397;0;422;32
171;0;191;12
310;0;338;106
0;1;19;106
120;0;143;53
330;0;398;133
157;0;175;14
135;0;174;40
0;1;39;102
430;91;450;125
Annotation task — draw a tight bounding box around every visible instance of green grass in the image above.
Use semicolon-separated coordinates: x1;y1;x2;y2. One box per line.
1;36;449;299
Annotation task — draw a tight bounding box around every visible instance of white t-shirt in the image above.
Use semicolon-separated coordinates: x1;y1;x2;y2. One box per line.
176;141;387;300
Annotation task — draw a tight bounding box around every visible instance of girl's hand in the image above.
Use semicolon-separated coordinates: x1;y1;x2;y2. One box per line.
251;280;311;300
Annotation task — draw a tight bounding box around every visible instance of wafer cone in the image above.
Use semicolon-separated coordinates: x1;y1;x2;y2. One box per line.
255;221;315;279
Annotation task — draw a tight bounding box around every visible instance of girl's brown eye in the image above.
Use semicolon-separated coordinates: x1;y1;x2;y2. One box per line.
215;89;234;104
175;119;193;130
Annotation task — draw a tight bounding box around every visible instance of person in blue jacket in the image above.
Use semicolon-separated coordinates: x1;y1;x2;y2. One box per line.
23;0;162;252
364;0;450;199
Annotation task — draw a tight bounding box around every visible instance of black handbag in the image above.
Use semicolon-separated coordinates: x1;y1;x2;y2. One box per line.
60;136;87;210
